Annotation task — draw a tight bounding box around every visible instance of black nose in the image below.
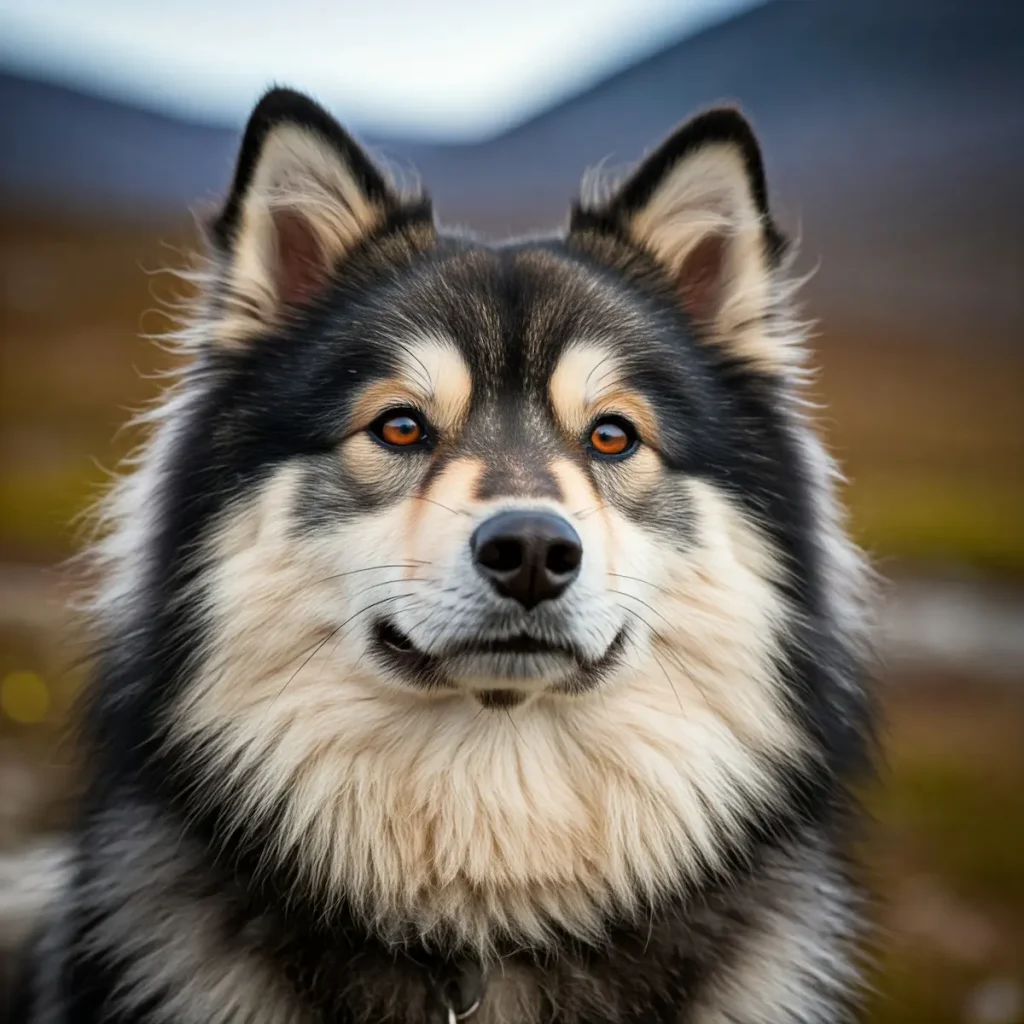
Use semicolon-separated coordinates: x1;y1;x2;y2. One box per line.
471;511;583;610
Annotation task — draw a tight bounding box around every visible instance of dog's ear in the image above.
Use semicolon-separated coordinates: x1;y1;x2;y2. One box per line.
207;88;428;344
571;109;790;368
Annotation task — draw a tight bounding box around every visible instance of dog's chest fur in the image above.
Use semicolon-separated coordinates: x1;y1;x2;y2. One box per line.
42;802;858;1024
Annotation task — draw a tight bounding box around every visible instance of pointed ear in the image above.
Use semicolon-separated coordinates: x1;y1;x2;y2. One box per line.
207;88;430;344
571;109;791;369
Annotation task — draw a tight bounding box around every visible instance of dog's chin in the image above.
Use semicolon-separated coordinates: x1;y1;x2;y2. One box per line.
369;618;628;701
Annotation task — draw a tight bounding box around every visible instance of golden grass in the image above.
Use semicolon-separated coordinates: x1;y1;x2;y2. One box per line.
862;680;1024;1023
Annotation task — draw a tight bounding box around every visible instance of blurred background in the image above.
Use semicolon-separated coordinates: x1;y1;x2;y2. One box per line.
0;1;1021;1020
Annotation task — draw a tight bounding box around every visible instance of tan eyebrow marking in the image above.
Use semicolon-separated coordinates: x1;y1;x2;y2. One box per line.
349;336;472;434
549;342;660;447
589;388;660;447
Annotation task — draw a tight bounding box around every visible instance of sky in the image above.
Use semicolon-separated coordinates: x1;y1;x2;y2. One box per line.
0;0;763;140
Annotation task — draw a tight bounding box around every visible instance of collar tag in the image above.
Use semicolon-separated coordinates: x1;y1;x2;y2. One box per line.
435;959;486;1021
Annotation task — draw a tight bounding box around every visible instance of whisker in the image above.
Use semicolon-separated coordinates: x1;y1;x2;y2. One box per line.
608;572;670;595
268;593;418;707
584;351;615;391
323;592;423;667
652;635;717;713
590;361;622;394
572;502;607;521
653;648;687;717
269;627;344;709
218;565;432;642
224;565;432;643
399;606;445;651
312;562;432;587
398;612;433;641
503;706;532;758
354;607;434;672
616;604;713;713
607;589;673;628
398;343;434;397
405;494;471;517
618;609;684;713
346;576;431;601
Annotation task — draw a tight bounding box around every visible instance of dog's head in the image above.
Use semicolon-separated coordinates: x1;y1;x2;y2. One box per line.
190;88;797;699
91;89;869;950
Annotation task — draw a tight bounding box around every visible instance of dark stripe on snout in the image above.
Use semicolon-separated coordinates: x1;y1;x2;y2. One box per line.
474;453;562;501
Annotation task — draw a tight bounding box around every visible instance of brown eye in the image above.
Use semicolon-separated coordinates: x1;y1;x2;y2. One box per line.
588;416;638;459
370;409;430;450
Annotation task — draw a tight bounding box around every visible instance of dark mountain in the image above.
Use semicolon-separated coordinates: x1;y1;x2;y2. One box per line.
2;0;1022;344
0;72;237;214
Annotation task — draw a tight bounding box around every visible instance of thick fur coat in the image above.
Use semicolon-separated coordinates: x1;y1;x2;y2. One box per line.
13;89;874;1023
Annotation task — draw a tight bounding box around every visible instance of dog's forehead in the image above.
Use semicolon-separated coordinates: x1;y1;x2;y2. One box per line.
379;244;647;392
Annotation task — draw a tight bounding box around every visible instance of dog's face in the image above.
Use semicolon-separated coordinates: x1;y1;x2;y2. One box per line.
186;90;793;703
102;90;865;950
207;250;767;707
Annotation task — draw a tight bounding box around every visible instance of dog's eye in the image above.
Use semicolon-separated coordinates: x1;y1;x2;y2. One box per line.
369;409;431;450
587;416;638;459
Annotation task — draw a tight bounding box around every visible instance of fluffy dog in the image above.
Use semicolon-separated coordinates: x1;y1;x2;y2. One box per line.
14;88;874;1023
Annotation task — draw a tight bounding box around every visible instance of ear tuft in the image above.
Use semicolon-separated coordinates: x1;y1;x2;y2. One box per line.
207;88;430;345
571;108;793;369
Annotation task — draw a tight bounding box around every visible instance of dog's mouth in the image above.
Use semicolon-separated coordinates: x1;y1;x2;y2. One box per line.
370;618;626;693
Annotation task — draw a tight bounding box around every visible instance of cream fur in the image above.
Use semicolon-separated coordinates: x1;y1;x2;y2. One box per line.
548;341;626;434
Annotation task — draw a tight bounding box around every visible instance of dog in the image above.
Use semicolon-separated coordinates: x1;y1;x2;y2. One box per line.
13;87;875;1023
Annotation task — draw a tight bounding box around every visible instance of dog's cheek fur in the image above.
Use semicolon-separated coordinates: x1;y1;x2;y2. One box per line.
178;458;432;720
